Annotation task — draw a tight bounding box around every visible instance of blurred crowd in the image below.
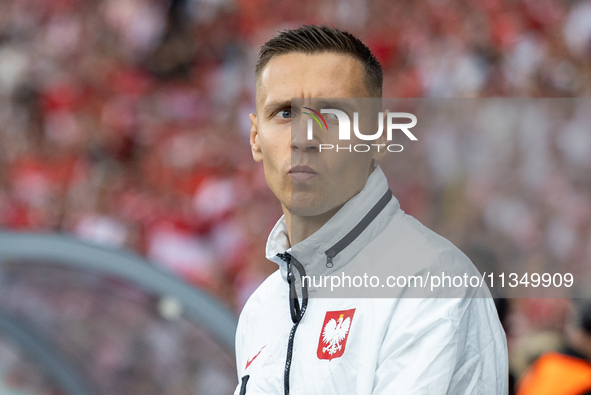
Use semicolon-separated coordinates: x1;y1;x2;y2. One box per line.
0;0;590;393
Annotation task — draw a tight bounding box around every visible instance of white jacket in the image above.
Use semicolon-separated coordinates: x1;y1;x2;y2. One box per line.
234;166;508;395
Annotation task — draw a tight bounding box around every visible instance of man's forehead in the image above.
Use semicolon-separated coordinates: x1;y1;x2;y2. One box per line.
256;52;369;112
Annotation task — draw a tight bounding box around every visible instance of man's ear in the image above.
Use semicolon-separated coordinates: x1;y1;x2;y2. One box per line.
250;113;263;162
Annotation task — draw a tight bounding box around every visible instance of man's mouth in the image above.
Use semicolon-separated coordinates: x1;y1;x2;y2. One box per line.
289;165;318;181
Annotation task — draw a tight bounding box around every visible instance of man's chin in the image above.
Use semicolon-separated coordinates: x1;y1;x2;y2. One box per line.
285;194;339;219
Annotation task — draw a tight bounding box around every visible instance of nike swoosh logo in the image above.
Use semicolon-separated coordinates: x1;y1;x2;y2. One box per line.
245;345;266;370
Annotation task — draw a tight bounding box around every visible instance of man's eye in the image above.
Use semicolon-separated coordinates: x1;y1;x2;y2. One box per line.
276;109;292;119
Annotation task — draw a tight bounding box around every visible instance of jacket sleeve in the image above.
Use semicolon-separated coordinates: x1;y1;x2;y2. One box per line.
372;297;508;394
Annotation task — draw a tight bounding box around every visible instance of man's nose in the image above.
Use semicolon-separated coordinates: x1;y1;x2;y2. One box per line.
291;118;319;152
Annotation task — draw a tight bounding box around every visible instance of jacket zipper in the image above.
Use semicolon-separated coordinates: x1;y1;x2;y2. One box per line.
239;375;249;395
324;188;392;268
277;188;391;394
277;252;308;395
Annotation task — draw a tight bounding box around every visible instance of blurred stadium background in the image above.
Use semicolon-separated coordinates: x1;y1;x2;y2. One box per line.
0;0;590;393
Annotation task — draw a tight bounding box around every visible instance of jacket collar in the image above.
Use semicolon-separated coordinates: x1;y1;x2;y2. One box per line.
265;165;400;282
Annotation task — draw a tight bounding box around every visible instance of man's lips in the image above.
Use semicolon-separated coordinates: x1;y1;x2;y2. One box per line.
289;165;318;181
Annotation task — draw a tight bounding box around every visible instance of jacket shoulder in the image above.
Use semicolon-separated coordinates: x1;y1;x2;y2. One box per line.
238;269;284;318
367;212;488;298
234;270;284;357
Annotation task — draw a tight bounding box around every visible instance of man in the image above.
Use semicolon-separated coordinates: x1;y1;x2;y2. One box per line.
234;24;508;394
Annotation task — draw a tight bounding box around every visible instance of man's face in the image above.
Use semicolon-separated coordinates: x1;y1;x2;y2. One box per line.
250;52;385;218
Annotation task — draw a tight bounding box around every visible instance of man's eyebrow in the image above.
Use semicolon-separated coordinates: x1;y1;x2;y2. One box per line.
263;100;291;114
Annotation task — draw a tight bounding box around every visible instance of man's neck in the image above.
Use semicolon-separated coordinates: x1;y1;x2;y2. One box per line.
284;163;377;247
284;204;343;247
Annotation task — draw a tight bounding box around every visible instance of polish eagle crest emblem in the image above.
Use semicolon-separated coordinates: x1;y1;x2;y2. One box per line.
317;309;356;360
